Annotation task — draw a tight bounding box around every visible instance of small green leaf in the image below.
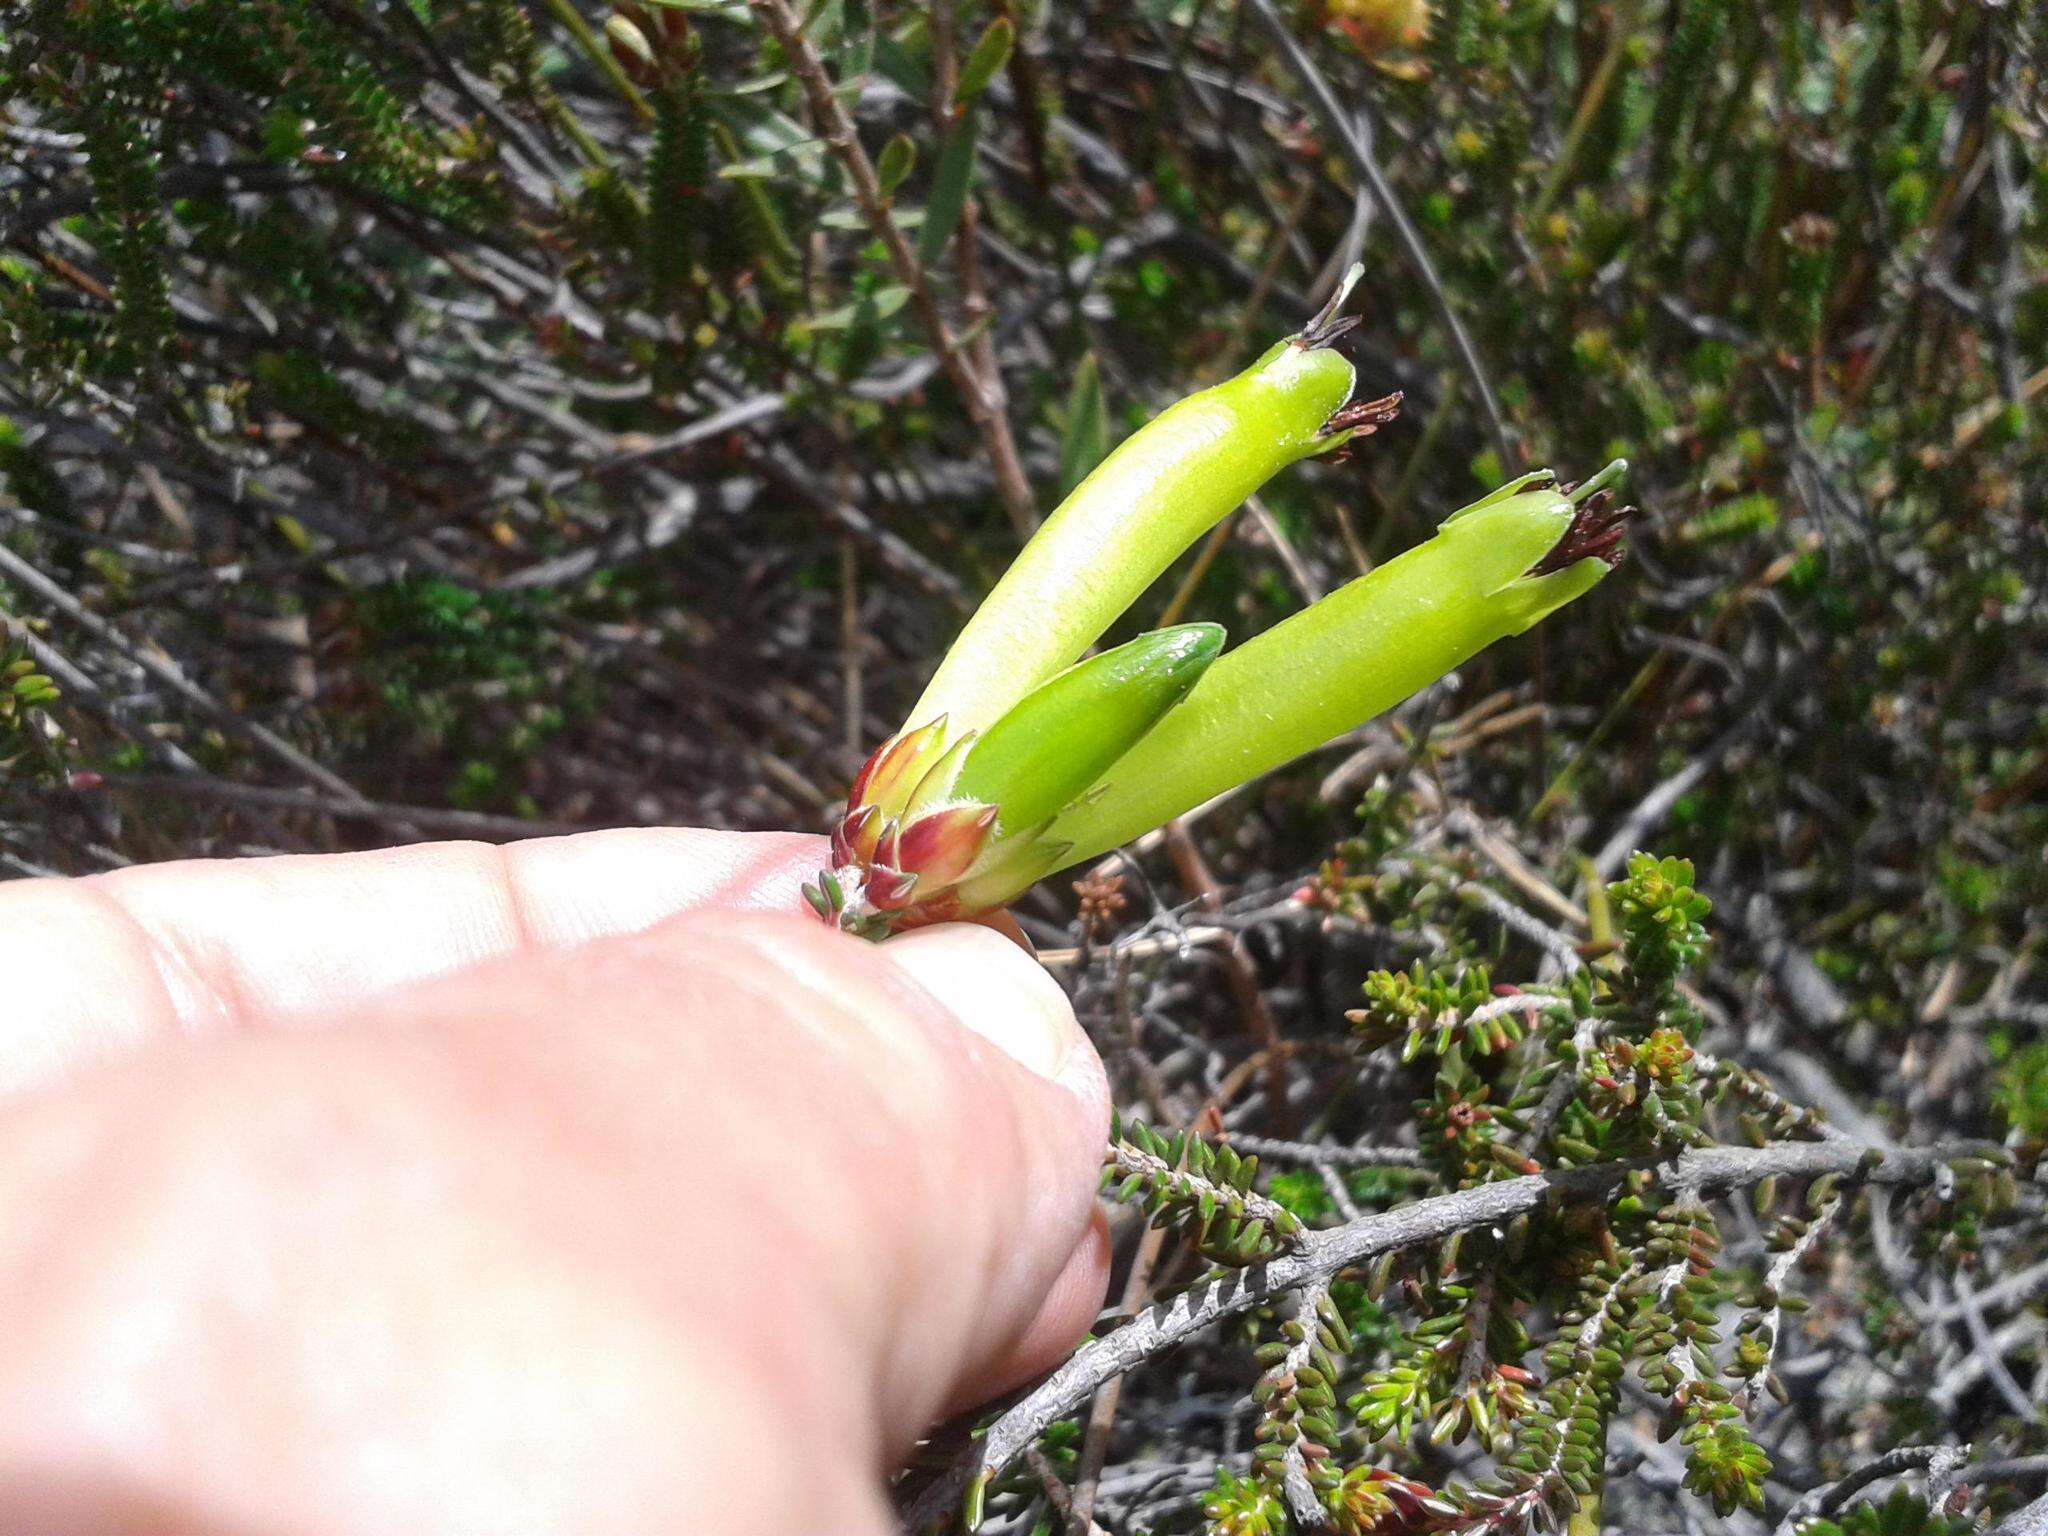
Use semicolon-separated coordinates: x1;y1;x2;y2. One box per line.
1057;351;1108;498
875;133;916;198
952;16;1014;107
795;285;909;334
915;103;980;264
961;1469;990;1532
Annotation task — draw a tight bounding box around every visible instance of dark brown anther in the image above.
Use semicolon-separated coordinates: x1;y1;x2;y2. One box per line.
1528;492;1635;576
1299;297;1354;349
1319;389;1404;439
1300;312;1364;350
1297;262;1368;350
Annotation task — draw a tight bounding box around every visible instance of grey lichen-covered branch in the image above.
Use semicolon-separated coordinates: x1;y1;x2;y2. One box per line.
1773;1443;1977;1536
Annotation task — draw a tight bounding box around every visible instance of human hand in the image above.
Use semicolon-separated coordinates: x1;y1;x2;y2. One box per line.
0;828;1109;1535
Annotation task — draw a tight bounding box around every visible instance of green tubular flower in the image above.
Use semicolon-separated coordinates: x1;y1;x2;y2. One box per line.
817;469;1625;933
1036;468;1630;870
813;271;1632;937
909;264;1400;737
950;622;1224;834
806;625;1222;935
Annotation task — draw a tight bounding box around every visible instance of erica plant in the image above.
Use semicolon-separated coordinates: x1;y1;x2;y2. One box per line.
908;846;2015;1536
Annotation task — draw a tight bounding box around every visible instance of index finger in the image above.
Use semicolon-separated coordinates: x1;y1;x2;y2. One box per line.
0;828;826;1094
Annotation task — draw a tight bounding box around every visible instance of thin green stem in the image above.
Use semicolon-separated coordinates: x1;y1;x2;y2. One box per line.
1532;0;1644;221
539;0;655;125
1531;650;1666;821
1372;376;1459;559
547;93;621;171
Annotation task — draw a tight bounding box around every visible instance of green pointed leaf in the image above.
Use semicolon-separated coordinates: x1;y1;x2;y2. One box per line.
1058;351;1108;498
795;284;910;334
952;16;1014;107
915;103;980;264
875;132;916;198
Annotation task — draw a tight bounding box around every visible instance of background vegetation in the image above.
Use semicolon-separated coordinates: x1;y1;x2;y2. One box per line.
2;0;2043;1530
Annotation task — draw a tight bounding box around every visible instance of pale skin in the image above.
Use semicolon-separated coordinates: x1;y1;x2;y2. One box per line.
0;828;1111;1535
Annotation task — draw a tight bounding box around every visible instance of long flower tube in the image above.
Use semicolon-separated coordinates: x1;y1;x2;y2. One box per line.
1033;467;1630;872
909;264;1400;737
816;468;1629;935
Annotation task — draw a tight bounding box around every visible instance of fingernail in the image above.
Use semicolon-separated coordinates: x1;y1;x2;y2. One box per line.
882;924;1076;1082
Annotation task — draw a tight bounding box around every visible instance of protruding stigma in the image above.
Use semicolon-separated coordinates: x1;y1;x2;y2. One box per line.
1565;458;1628;506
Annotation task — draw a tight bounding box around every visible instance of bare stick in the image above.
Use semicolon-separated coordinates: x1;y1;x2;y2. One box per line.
0;542;385;813
1990;1492;2048;1536
928;0;1021;534
1774;1444;1974;1536
748;0;1038;534
1242;0;1516;468
904;1138;1994;1529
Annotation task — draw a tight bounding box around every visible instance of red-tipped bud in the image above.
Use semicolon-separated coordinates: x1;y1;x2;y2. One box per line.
894;804;999;886
604;14;658;84
863;866;920;912
848;716;952;816
831;802;883;866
